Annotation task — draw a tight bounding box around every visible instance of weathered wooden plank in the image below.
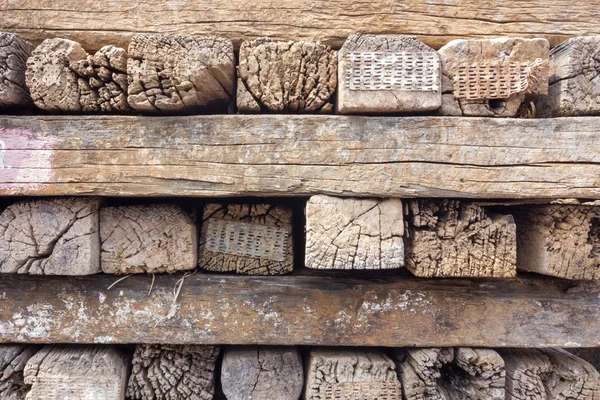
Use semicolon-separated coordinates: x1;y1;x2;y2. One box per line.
1;1;599;52
1;115;600;199
0;273;598;347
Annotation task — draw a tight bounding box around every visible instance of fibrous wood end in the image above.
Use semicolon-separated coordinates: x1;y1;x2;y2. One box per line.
100;204;197;274
0;32;34;108
0;345;39;400
221;346;303;400
198;203;293;275
237;38;337;113
404;199;517;277
127;344;219;400
0;197;101;275
25;38;130;112
127;34;234;113
305;195;404;270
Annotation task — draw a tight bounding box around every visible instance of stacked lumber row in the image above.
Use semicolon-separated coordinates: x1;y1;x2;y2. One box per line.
1;196;598;279
2;31;600;116
1;344;599;400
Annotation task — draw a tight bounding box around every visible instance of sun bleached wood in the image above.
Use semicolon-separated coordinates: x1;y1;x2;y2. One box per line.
23;345;129;400
221;346;303;400
500;349;600;400
305;195;404;270
0;197;101;275
337;34;441;114
537;36;600;117
305;349;402;400
438;38;549;117
25;38;130;112
2;115;600;199
127;344;219;400
2;1;598;52
0;345;40;400
404;199;517;278
512;205;600;280
0;33;34;108
393;347;505;400
198;203;293;275
237;38;337;113
0;273;598;347
100;204;197;275
127;34;234;114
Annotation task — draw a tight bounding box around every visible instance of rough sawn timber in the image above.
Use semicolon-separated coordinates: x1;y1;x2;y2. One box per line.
1;1;599;51
0;273;598;347
1;115;600;199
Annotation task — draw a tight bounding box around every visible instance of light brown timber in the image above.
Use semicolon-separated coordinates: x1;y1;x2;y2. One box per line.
1;115;600;199
1;1;598;52
0;273;598;347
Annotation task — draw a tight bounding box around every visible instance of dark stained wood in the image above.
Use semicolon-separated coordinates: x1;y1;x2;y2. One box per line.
1;115;600;199
0;272;598;347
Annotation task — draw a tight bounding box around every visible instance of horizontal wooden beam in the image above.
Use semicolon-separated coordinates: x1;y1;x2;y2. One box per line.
0;272;598;347
1;115;599;199
1;1;598;51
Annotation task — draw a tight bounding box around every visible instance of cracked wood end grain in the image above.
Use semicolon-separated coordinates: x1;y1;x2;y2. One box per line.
0;32;34;108
305;349;402;400
127;344;219;400
221;346;303;400
337;33;441;114
127;34;234;113
198;203;293;275
25;38;130;112
100;204;197;275
0;345;40;400
24;345;129;400
404;199;517;278
237;38;337;113
512;205;600;280
394;347;505;400
537;36;600;117
500;349;600;400
305;195;404;270
0;197;101;275
438;38;549;117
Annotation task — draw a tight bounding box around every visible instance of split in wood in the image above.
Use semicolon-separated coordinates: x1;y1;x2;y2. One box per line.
198;203;294;275
0;33;34;108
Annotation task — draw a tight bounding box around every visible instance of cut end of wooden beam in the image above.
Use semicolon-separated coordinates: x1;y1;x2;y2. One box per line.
305;195;405;270
0;344;40;400
404;199;517;278
0;32;34;108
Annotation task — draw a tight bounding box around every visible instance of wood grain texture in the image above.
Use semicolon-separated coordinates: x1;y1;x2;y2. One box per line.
1;115;600;199
0;345;40;400
0;273;598;347
1;1;599;52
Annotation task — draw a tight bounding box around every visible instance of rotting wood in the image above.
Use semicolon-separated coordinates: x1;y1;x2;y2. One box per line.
25;38;130;112
0;345;40;400
393;347;505;400
2;1;598;52
537;36;600;117
237;38;337;113
0;273;598;347
438;38;549;117
221;346;303;400
24;345;129;400
0;33;34;108
569;349;600;373
499;348;600;400
1;115;600;199
0;197;101;275
305;195;404;270
198;203;293;275
337;34;440;114
305;349;402;400
100;204;197;275
512;205;600;280
404;199;517;278
127;34;234;113
127;344;219;400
